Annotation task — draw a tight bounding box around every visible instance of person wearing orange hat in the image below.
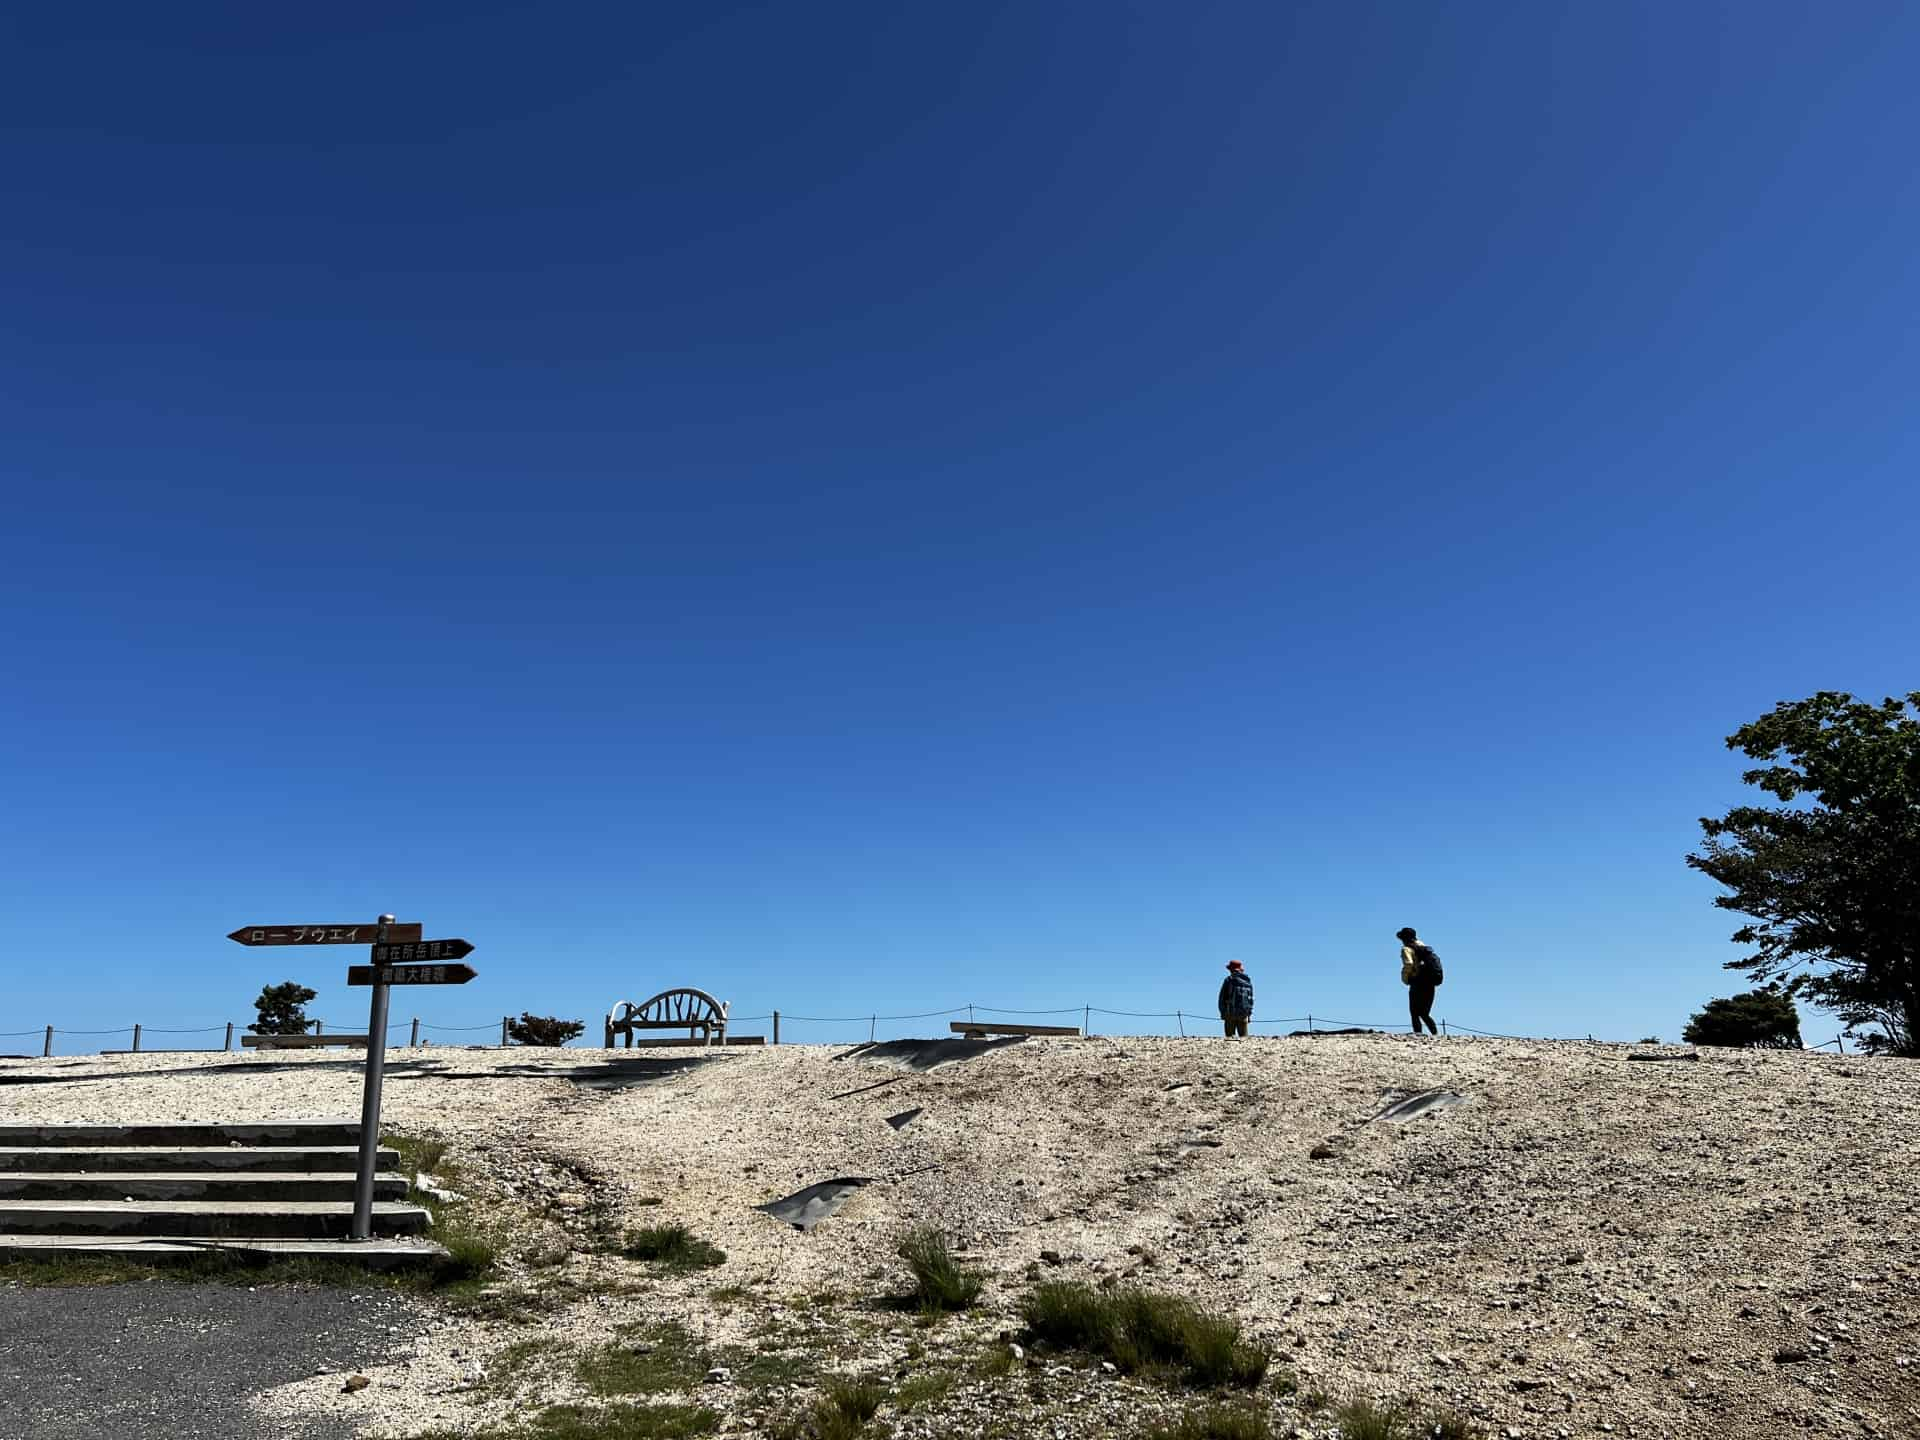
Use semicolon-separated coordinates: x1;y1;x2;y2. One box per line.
1217;960;1254;1038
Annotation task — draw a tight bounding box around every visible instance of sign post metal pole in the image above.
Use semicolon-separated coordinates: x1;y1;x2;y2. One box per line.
351;915;395;1242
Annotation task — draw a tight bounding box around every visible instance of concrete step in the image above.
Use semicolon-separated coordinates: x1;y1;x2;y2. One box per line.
0;1173;408;1203
0;1200;430;1239
0;1145;400;1174
0;1121;363;1148
0;1234;448;1270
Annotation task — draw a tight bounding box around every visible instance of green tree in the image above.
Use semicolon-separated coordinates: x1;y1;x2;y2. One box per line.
250;980;317;1035
505;1012;585;1046
1681;990;1803;1048
1687;691;1920;1056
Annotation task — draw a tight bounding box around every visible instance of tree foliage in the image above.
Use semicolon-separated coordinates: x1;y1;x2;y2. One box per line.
1687;691;1920;1056
250;980;317;1036
506;1012;585;1046
1681;990;1803;1048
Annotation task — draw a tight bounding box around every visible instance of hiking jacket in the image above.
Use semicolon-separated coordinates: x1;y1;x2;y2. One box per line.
1218;971;1254;1018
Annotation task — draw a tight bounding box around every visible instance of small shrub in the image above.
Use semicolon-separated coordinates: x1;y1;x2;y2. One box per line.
621;1224;727;1273
897;1227;984;1313
249;980;316;1035
1020;1282;1268;1388
508;1013;587;1046
1145;1403;1274;1440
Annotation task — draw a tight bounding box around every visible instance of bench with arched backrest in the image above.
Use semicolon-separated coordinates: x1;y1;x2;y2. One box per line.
604;988;731;1048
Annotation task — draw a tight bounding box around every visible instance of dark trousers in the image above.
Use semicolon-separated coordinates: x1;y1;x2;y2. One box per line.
1222;1016;1248;1037
1408;982;1438;1034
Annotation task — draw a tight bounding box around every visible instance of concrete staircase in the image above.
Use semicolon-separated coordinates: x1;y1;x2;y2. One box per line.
0;1120;444;1267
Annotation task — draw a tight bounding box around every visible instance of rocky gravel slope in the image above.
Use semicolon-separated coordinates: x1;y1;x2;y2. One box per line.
3;1035;1915;1439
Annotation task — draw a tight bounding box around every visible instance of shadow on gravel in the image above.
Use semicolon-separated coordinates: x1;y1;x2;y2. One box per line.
757;1177;873;1230
1369;1088;1467;1123
832;1036;1026;1072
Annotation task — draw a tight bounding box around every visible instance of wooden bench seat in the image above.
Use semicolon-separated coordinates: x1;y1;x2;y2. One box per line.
605;989;731;1048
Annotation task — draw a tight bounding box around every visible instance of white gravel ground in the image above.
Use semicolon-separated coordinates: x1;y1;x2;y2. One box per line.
3;1035;1916;1440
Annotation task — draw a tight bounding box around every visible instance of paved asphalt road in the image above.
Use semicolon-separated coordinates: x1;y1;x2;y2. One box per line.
0;1283;427;1439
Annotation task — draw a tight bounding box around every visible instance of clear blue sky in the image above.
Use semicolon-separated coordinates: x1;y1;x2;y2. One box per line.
5;3;1916;1052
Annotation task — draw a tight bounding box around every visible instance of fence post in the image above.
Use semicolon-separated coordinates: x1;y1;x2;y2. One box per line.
43;1025;53;1057
410;1017;420;1047
1176;1010;1184;1037
870;1015;877;1043
1084;1004;1091;1038
132;1024;142;1053
224;1021;234;1052
1836;1034;1846;1054
1307;1014;1315;1033
501;1016;510;1047
315;1020;324;1036
1440;1019;1448;1037
773;1011;780;1045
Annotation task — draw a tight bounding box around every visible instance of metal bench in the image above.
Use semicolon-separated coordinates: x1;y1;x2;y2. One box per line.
241;1034;372;1049
605;989;731;1049
948;1021;1081;1039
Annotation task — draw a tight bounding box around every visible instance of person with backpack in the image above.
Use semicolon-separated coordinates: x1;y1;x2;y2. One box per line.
1397;927;1442;1035
1217;960;1255;1037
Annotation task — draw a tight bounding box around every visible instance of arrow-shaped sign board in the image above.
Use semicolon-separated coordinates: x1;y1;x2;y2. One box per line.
368;938;473;965
229;923;423;946
347;962;478;987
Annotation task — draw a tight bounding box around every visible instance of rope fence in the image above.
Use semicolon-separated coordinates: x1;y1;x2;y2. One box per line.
0;1005;1861;1058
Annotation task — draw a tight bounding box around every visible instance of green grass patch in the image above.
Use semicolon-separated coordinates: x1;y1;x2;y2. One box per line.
408;1400;718;1439
722;1345;820;1390
972;1344;1018;1379
390;1134;452;1181
896;1227;983;1314
1020;1282;1268;1389
620;1224;727;1273
1333;1398;1479;1440
894;1371;955;1412
810;1377;887;1440
577;1323;708;1397
1143;1403;1274;1440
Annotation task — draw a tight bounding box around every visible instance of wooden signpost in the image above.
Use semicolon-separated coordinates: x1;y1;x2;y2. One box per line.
228;923;423;946
228;914;479;1240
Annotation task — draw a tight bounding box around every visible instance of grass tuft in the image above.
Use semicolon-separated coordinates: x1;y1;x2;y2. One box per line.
408;1401;719;1438
1333;1398;1480;1440
621;1224;727;1273
893;1371;954;1413
813;1377;887;1440
896;1227;984;1314
1144;1403;1274;1440
576;1324;708;1397
1021;1282;1268;1389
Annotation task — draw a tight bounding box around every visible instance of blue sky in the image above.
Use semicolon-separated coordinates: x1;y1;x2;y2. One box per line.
4;3;1916;1052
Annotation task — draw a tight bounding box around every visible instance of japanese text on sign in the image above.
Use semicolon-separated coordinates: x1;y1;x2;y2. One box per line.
384;966;448;985
374;941;463;963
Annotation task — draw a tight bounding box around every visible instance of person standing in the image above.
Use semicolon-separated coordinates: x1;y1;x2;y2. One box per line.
1218;960;1254;1037
1397;927;1442;1035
